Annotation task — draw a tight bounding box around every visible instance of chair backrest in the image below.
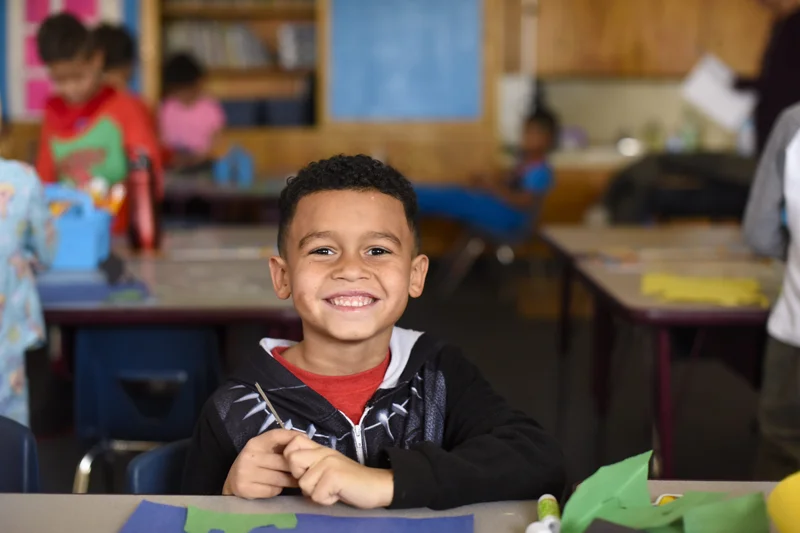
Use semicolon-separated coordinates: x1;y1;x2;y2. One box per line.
0;416;39;493
126;439;191;494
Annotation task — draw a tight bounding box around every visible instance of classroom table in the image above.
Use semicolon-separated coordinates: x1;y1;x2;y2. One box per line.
43;226;299;367
539;224;745;356
164;174;286;224
45;226;287;325
0;482;778;533
576;257;783;479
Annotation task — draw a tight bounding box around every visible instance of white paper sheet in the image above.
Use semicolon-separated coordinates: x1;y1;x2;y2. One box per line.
498;74;535;146
681;54;756;132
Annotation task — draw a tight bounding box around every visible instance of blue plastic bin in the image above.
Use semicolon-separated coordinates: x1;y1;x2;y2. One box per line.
45;185;111;271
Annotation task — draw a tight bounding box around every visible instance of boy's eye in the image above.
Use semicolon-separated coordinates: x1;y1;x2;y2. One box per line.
367;247;391;256
310;248;334;255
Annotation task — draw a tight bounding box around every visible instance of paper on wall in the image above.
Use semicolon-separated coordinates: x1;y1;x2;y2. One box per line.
681;54;756;132
498;74;535;146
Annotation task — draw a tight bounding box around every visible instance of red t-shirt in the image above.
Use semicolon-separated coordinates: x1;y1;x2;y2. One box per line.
271;346;390;424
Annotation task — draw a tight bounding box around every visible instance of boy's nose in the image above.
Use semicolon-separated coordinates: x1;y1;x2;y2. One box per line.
332;253;370;281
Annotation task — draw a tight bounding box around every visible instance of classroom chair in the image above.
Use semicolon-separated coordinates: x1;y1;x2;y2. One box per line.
72;327;221;494
436;197;545;296
0;416;40;493
126;439;190;495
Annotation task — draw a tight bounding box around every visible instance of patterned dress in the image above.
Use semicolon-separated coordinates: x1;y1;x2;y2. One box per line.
0;159;56;426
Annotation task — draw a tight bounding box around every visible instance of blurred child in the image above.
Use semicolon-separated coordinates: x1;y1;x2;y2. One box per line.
744;102;800;480
415;109;558;236
0;105;56;426
35;12;162;235
92;23;136;90
159;53;225;171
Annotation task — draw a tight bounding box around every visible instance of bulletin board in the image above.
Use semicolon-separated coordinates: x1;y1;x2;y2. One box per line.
327;0;483;122
4;0;124;120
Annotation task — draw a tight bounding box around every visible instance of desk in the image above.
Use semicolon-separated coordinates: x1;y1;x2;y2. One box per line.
46;227;291;326
577;258;783;479
164;175;286;224
539;225;744;356
0;495;534;533
0;482;778;533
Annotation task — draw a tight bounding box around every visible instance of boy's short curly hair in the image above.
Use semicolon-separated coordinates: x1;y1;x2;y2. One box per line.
277;154;420;255
93;23;136;71
37;12;93;64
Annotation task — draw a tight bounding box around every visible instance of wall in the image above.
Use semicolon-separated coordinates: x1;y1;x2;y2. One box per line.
544;79;738;150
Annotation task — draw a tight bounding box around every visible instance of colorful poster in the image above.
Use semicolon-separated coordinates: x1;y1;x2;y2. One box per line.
25;79;51;112
25;0;50;24
6;0;122;119
64;0;98;21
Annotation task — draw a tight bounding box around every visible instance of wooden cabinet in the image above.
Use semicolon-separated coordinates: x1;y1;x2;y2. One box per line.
537;0;642;77
699;0;771;77
529;0;771;78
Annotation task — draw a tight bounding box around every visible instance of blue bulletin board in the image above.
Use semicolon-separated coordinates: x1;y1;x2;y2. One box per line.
328;0;483;122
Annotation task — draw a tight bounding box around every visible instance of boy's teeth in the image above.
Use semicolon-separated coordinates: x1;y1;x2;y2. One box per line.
330;296;374;307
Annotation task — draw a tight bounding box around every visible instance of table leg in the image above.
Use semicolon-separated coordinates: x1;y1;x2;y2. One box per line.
592;297;614;417
654;327;675;478
557;260;574;356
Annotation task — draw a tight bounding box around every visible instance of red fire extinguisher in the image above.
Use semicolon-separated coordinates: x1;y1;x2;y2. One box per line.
127;151;162;252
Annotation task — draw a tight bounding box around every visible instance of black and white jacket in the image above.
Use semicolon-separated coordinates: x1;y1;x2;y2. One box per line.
182;327;565;509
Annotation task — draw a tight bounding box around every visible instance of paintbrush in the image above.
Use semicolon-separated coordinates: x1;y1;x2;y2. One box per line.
255;382;285;429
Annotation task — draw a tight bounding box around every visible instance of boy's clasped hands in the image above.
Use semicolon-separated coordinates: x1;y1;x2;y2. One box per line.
223;429;394;509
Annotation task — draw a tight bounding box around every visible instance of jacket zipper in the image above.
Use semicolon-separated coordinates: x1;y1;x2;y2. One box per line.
341;405;372;465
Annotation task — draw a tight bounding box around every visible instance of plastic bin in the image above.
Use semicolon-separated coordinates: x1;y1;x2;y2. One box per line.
45;185;111;271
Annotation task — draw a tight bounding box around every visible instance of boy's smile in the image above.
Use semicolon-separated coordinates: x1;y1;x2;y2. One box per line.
269;189;428;344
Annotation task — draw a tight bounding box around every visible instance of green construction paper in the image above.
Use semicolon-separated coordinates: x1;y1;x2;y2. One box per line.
595;492;727;529
183;506;298;533
683;493;769;533
561;451;653;533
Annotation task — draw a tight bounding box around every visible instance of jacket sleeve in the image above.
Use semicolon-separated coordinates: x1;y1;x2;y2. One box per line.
384;349;565;510
743;108;800;260
35;109;57;183
181;400;239;495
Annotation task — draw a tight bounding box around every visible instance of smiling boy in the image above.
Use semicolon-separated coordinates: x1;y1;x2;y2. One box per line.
182;154;565;509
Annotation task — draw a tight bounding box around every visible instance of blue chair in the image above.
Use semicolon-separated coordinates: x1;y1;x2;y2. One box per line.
0;416;40;493
126;439;190;494
72;327;221;493
437;196;545;296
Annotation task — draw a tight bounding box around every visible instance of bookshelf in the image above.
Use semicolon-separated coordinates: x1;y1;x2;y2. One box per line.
142;0;317;126
162;2;316;21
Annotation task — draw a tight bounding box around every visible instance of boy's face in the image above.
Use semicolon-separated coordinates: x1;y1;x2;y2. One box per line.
47;51;104;105
522;122;553;159
270;189;428;344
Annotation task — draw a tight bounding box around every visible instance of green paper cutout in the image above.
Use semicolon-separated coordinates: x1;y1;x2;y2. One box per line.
683;493;770;533
183;506;298;533
594;491;727;530
562;451;653;533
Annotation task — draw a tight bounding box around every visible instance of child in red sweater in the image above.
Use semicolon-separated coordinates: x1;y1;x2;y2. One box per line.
35;13;161;234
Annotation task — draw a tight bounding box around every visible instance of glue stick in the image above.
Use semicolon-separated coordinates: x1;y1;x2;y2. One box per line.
526;494;561;533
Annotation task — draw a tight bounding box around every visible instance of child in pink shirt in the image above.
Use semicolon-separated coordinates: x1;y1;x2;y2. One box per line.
159;53;225;171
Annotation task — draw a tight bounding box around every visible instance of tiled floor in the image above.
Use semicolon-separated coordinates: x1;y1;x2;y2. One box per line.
28;264;761;493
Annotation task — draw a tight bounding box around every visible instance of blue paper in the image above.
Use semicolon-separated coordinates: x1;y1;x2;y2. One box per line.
37;270;149;305
119;501;474;533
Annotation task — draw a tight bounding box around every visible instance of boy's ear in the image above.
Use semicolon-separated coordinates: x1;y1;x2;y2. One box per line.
269;255;292;300
408;254;429;298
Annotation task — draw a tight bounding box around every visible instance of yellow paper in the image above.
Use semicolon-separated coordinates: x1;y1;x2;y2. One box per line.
641;273;769;308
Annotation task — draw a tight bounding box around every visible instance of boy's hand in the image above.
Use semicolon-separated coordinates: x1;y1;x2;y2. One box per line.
284;434;394;509
223;429;299;499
